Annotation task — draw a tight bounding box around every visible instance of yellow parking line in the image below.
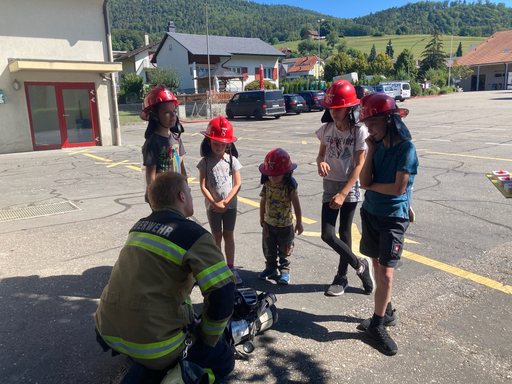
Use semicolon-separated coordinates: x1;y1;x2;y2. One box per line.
303;225;511;295
187;177;200;184
302;141;307;145
83;154;112;162
126;165;141;171
237;196;316;224
425;151;512;162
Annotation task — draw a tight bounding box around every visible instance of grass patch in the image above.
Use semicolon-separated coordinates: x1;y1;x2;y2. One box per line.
274;34;487;58
118;110;142;125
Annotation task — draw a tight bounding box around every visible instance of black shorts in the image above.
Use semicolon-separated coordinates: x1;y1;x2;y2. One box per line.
359;208;409;268
206;208;237;234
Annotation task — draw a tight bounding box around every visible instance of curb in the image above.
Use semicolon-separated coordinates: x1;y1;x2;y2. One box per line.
410;94;443;99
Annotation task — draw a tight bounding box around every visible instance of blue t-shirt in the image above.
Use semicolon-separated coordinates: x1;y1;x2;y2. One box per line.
362;140;418;219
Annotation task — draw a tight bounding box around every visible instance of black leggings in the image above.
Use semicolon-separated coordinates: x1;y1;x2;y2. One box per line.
321;201;360;276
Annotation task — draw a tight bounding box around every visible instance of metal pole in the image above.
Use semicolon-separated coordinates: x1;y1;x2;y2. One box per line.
316;19;323;60
408;38;425;79
206;0;213;118
448;34;453;87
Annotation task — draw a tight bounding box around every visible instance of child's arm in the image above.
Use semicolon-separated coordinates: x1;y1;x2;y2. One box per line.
180;157;188;179
199;169;226;212
223;170;241;206
359;136;377;189
259;196;266;227
145;165;157;187
316;143;330;177
365;171;411;196
290;192;303;235
329;149;366;209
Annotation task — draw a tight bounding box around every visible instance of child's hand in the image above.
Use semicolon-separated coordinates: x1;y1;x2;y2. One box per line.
329;193;346;210
260;217;264;227
317;161;330;177
213;200;227;213
365;136;378;152
295;223;303;235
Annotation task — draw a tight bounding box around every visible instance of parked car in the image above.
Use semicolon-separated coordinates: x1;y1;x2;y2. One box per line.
295;90;325;112
226;90;285;120
373;84;396;99
283;94;307;114
379;81;411;102
354;85;375;99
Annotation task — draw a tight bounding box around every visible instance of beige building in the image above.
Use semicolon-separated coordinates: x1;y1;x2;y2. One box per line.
0;0;122;154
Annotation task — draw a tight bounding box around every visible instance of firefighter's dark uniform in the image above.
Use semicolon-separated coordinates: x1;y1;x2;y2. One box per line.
95;206;236;377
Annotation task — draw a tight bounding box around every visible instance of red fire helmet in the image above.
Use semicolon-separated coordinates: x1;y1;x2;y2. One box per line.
320;80;360;109
259;148;297;176
140;85;180;120
200;117;237;143
358;93;409;122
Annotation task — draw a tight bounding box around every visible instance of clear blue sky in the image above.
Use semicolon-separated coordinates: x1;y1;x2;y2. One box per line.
254;0;512;19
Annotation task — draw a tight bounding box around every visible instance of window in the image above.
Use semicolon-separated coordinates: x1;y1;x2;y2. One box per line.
494;73;505;78
228;67;242;74
263;68;272;79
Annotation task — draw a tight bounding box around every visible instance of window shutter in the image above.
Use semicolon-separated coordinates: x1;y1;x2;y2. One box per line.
272;68;277;80
242;67;248;80
255;67;260;80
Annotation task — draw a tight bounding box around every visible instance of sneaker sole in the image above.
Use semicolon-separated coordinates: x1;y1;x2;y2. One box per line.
365;328;398;356
325;290;344;296
362;259;376;295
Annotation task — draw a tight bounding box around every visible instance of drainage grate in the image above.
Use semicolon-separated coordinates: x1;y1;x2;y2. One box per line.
0;201;81;222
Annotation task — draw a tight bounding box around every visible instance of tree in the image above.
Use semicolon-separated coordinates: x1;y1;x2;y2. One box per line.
451;61;473;81
147;67;181;93
368;44;377;62
350;53;370;78
298;37;317;55
394;49;418;80
121;73;145;102
271;37;279;45
456;42;463;56
323;52;352;82
370;52;393;77
420;27;447;72
245;79;277;90
326;30;340;47
386;39;394;59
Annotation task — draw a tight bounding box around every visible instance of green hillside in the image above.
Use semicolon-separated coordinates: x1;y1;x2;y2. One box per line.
274;35;487;59
109;0;511;52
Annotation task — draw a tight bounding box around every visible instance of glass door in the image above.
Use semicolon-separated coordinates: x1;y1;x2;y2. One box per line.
26;82;100;150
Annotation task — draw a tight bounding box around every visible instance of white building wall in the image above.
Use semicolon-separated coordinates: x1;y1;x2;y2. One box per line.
0;0;116;154
220;55;280;92
155;38;194;91
459;64;509;91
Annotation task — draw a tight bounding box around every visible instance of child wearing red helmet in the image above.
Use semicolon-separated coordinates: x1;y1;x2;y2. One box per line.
258;148;303;285
141;85;187;203
315;80;374;297
197;117;243;284
357;93;419;356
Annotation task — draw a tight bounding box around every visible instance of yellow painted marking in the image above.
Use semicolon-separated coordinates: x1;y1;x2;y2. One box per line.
303;224;511;295
84;154;112;162
237;137;243;140
191;133;199;137
425;151;512;162
126;165;141;171
401;251;512;294
65;149;91;155
239;137;299;144
302;141;307;145
237;196;316;224
187;177;199;184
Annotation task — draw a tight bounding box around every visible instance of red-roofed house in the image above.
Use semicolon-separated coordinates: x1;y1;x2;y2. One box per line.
284;56;324;79
456;30;512;91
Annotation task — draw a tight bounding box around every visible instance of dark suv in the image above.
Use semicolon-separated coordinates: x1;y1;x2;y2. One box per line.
295;90;325;112
225;90;285;120
354;85;375;99
283;94;307;114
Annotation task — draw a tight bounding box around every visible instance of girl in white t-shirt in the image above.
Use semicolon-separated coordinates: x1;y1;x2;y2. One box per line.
316;80;374;297
197;117;243;284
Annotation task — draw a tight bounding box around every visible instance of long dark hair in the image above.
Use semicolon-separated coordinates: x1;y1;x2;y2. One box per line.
260;170;296;196
200;137;239;175
143;102;184;140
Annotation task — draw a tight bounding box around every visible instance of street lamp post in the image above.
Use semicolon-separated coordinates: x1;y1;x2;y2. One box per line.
408;38;425;79
316;19;324;59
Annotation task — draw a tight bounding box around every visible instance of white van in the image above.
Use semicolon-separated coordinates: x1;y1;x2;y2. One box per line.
373;84;396;99
379;81;411;102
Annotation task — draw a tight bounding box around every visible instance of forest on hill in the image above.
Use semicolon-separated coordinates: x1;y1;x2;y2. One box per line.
109;0;512;51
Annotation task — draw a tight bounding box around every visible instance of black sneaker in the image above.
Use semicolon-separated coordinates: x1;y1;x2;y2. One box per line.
365;324;398;356
326;274;348;296
357;258;375;294
357;310;397;331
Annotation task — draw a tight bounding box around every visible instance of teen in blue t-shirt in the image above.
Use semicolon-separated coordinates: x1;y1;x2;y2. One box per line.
357;94;419;356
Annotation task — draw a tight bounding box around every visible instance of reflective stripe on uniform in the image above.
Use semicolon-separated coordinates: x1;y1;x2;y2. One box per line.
102;331;186;360
126;231;186;265
201;317;228;336
184;296;192;306
204;368;215;383
195;261;233;292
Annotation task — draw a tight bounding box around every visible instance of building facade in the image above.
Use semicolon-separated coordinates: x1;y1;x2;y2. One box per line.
0;0;121;154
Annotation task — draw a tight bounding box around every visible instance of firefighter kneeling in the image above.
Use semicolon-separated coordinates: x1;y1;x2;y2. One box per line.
95;172;236;384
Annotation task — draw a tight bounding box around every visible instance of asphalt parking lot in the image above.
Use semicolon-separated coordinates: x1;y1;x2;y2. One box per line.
1;90;511;384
